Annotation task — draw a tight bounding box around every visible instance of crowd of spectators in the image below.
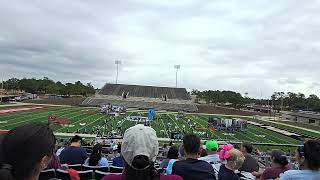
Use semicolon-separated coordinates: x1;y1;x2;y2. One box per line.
0;122;319;180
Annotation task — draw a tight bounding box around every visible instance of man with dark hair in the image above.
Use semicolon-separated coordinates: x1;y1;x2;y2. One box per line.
239;142;259;172
172;134;216;180
59;135;87;165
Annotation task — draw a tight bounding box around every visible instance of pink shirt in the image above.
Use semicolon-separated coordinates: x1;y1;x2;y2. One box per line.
101;174;182;180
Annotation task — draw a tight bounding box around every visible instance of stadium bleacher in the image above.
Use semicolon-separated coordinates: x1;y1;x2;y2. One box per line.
82;97;197;112
41;143;276;180
99;83;191;100
82;83;198;112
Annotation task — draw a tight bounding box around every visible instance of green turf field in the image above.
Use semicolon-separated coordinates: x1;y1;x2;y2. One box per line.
0;105;304;146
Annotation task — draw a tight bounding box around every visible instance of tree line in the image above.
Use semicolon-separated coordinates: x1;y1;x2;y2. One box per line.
271;92;320;112
191;89;245;105
191;89;320;112
2;77;96;96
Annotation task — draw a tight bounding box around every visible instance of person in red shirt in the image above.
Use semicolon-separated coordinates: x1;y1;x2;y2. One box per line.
253;150;290;180
102;124;182;180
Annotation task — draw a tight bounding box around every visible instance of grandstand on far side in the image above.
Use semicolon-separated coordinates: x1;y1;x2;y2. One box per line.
81;83;197;112
99;83;191;100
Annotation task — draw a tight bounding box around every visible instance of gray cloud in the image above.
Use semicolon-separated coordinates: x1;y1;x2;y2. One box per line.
0;0;320;98
278;78;302;85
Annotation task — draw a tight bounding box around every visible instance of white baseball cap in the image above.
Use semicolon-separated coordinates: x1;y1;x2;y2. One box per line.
112;145;118;151
121;124;159;168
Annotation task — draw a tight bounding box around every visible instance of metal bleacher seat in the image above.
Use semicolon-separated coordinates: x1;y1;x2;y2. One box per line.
39;169;56;180
82;164;109;173
156;168;166;174
56;169;71;180
95;171;122;180
239;171;256;180
95;170;109;180
78;170;94;180
56;169;93;180
109;165;124;173
67;164;82;171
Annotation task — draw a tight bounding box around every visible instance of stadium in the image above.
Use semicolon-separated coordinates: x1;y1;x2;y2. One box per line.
1;83;318;146
1;81;320;179
1;1;320;179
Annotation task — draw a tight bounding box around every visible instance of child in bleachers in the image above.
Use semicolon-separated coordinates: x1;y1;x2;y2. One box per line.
218;144;245;180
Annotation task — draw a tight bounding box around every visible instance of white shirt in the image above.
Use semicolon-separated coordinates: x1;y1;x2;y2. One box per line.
198;154;221;163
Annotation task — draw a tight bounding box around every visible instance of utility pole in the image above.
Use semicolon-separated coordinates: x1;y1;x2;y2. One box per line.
115;60;121;84
174;65;180;88
0;77;3;102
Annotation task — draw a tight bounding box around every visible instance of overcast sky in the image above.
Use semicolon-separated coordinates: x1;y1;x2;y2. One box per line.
0;0;320;98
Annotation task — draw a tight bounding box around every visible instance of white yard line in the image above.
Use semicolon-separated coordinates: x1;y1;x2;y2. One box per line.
257;117;320;135
166;114;183;132
235;130;259;143
159;114;169;138
248;126;286;144
0;108;47;119
55;113;99;132
5;109;89;129
120;112;133;127
0;107;64;122
245;129;274;143
77;116;105;132
0;108;79;128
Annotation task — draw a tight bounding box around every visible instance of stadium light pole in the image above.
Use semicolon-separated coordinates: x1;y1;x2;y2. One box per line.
115;60;121;84
0;76;3;102
174;65;180;88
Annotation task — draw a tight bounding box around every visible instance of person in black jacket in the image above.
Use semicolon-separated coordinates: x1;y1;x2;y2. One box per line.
239;142;259;172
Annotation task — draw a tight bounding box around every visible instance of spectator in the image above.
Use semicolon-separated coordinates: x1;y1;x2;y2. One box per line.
112;144;124;167
172;134;216;180
218;145;245;180
59;135;87;165
162;144;169;157
253;150;290;180
169;141;173;147
178;144;185;159
160;146;179;168
56;141;69;156
199;140;220;162
291;143;307;170
200;148;208;157
0;123;56;180
238;142;259;172
102;124;182;180
280;140;320;180
85;143;109;166
107;144;118;160
161;146;179;175
47;153;62;169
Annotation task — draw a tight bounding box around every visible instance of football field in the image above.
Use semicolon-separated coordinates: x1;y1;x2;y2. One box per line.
0;105;309;147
